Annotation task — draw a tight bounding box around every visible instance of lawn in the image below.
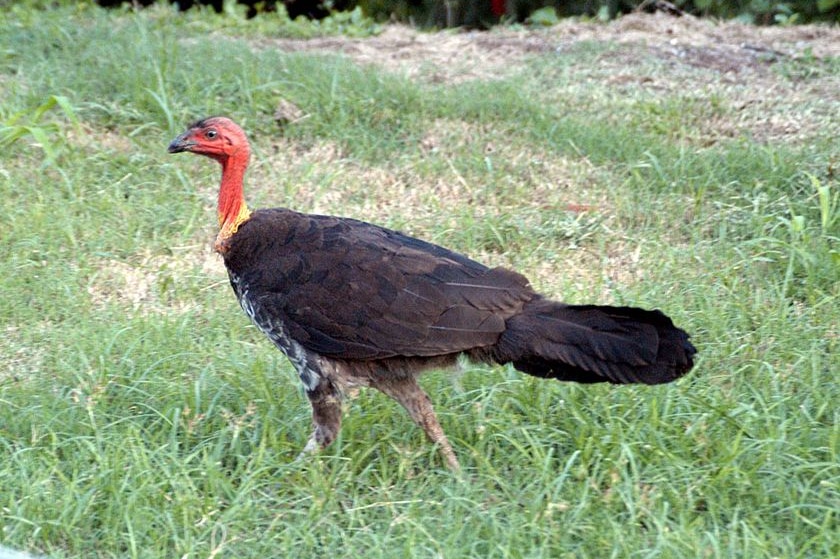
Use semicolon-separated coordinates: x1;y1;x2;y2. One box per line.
0;3;837;558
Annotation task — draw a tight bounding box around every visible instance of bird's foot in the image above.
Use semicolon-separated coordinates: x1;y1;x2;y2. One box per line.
297;435;321;461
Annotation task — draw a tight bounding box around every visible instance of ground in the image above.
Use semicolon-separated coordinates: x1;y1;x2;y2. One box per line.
267;12;840;80
264;13;839;145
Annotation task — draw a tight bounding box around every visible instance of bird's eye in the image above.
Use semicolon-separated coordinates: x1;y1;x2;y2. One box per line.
205;129;218;139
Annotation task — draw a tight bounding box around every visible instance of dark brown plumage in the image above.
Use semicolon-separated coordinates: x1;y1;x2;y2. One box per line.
169;116;696;471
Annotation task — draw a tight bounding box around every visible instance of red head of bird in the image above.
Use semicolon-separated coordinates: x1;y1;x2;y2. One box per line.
168;116;252;251
167;116;251;164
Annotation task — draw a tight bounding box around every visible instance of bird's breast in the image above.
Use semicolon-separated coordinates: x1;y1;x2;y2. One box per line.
228;271;321;392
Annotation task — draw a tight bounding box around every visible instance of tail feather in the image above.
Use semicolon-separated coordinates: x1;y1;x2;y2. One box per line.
491;299;696;385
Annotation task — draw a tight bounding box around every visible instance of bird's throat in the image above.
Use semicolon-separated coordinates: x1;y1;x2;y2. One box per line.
215;202;251;253
214;156;252;253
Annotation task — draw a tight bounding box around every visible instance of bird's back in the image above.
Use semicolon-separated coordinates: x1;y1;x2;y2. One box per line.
221;208;535;361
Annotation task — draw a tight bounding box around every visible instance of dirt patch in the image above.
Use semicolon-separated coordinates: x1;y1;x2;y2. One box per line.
87;249;226;314
2;325;46;381
256;13;838;146
262;13;839;84
263;24;555;83
253;121;606;230
556;11;839;58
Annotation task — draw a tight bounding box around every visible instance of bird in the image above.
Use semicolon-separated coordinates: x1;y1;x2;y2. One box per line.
168;116;696;471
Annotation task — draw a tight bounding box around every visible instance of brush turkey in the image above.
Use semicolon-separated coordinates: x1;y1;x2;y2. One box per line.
168;116;696;471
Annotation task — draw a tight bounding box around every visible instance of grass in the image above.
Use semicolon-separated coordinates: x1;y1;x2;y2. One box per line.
1;4;838;559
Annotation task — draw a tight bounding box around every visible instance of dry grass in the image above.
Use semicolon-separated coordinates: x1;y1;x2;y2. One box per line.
1;326;47;382
86;249;226;315
258;24;554;84
253;13;838;147
260;14;839;83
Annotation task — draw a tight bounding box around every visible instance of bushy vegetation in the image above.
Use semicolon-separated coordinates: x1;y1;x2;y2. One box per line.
1;3;838;558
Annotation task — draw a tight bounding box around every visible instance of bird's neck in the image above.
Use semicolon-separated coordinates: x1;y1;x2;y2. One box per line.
215;154;251;253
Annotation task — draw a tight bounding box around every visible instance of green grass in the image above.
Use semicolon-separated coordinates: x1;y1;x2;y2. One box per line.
1;4;838;559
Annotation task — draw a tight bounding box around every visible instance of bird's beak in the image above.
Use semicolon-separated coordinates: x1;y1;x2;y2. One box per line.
167;132;197;154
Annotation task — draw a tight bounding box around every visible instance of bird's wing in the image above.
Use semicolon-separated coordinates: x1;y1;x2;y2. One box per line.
224;209;534;359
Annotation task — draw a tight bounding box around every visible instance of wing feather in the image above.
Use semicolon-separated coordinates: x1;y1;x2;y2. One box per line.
223;209;534;359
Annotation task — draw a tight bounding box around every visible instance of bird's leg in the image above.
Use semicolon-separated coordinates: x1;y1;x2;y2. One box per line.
375;379;461;472
298;379;343;459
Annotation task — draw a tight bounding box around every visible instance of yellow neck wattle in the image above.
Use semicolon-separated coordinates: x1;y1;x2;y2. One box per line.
214;203;251;253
